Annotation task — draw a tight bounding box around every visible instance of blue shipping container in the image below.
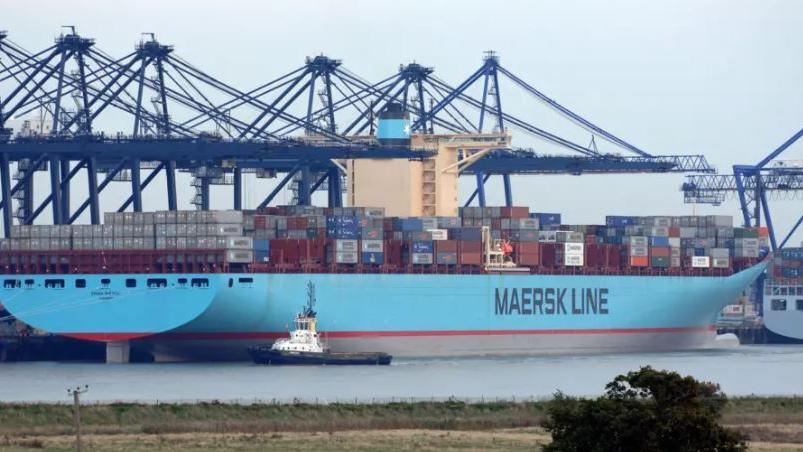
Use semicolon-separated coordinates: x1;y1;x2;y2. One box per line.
606;216;638;227
531;212;561;225
450;227;482;241
253;239;270;252
394;218;424;232
411;241;434;253
361;252;384;264
255;250;270;263
694;248;707;257
650;236;670;247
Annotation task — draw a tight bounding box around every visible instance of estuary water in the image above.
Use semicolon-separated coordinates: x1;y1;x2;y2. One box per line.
1;345;801;403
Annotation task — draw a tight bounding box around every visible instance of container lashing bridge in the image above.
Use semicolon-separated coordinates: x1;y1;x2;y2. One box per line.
0;28;713;238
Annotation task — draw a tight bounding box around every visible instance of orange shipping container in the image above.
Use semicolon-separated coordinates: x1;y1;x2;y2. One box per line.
629;256;649;267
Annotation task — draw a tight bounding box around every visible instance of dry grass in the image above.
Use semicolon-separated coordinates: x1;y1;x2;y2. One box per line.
0;397;802;450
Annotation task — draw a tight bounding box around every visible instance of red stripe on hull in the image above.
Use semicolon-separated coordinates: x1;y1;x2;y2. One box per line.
63;326;716;342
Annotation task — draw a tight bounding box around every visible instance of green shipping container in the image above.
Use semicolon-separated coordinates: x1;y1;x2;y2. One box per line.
650;256;670;268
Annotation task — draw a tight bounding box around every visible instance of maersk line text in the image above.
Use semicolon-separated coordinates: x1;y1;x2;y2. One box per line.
494;288;610;315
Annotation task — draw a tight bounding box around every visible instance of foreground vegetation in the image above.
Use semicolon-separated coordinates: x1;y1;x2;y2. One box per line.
0;396;802;450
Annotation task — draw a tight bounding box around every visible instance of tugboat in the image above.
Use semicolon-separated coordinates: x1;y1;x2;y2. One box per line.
248;282;392;365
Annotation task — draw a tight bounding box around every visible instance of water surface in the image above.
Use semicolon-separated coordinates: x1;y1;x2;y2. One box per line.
1;345;800;403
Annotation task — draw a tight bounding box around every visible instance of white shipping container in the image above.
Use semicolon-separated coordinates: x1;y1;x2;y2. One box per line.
564;243;584;254
225;249;254;263
710;248;730;258
629;236;648;247
713;257;730;268
412;253;434;264
564;254;584;266
427;229;448;241
226;236;253;250
691;256;710;268
210;210;244;224
336;239;359;252
335;251;358;264
668;237;681;248
361;239;384;252
215;224;243;236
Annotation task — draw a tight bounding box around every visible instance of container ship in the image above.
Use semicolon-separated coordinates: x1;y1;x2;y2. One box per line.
762;247;803;343
0;206;767;362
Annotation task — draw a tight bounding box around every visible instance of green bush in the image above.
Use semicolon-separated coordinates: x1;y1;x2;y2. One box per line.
542;366;746;452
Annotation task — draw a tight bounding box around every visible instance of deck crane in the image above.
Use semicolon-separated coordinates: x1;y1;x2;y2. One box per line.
682;128;803;251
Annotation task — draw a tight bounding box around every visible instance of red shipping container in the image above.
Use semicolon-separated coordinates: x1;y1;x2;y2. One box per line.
436;240;458;253
540;243;557;267
650;247;671;257
254;215;267;230
606;245;623;267
296;217;309;229
518;253;539;266
668;227;680;237
516;242;539;255
384;240;403;265
492;219;502;230
383;218;394;232
459;241;482;253
500;206;530;218
459;252;482;265
585;235;598;245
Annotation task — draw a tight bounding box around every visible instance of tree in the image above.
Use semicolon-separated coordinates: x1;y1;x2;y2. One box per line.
542;366;746;452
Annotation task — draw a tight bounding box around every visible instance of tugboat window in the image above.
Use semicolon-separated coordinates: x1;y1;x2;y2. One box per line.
24;279;34;288
177;278;187;287
44;279;64;289
191;278;209;288
126;279;137;288
239;277;254;285
101;278;111;288
771;299;787;311
797;300;803;311
228;278;233;288
75;279;86;288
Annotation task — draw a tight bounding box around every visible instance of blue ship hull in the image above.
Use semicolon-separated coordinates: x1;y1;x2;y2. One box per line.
0;263;766;361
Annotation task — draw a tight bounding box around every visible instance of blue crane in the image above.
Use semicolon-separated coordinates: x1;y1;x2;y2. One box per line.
0;29;714;238
682;128;803;251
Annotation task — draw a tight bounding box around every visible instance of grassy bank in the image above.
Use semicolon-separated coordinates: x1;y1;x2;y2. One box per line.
1;397;802;450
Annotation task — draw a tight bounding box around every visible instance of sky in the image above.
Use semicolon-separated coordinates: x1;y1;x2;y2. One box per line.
2;0;802;243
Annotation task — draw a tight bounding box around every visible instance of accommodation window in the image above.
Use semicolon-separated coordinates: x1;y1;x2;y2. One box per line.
3;279;20;289
781;287;788;295
238;277;254;285
147;278;167;288
101;278;111;288
797;300;803;311
177;278;188;287
771;299;787;311
75;279;86;288
228;278;233;288
24;279;34;288
44;279;65;289
126;279;137;288
191;278;209;288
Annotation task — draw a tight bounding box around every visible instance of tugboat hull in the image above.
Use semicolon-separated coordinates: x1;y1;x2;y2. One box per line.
248;346;391;365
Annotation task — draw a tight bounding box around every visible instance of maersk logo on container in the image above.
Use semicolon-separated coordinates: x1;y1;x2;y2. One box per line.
494;287;610;315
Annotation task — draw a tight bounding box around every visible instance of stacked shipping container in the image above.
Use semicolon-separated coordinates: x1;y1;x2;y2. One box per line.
0;206;766;275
